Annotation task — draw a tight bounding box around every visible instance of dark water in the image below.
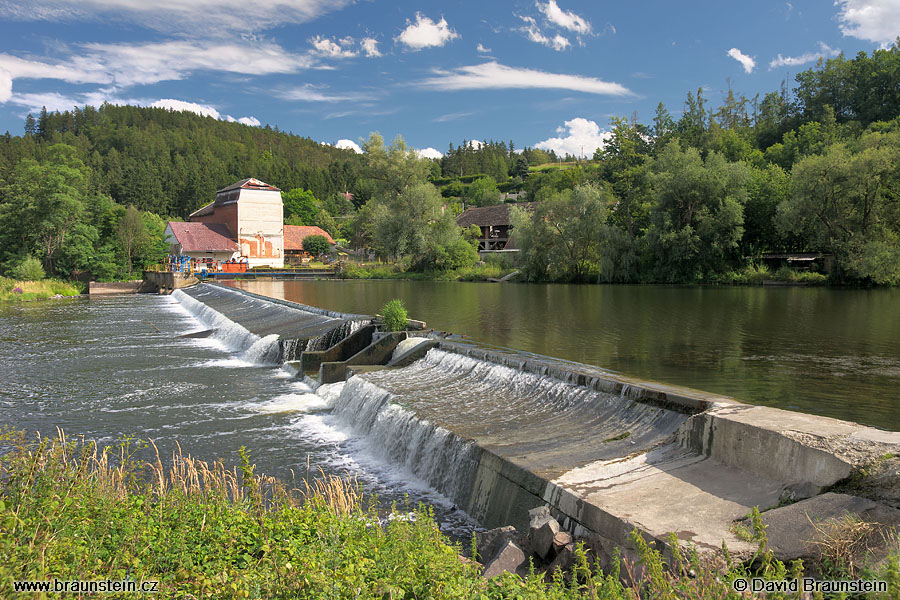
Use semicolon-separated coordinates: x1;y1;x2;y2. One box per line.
229;280;900;431
0;294;474;536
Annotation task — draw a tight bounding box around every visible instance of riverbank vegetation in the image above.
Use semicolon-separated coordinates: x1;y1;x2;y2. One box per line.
3;429;896;599
0;276;82;302
1;44;899;286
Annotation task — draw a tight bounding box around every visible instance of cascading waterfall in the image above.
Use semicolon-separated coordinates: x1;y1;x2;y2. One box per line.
326;376;480;506
323;347;690;515
172;289;281;365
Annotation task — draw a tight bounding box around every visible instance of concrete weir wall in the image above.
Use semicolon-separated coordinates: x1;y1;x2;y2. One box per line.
330;340;900;567
179;283;371;361
181;286;900;567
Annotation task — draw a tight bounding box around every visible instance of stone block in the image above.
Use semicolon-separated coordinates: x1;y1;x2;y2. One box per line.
482;540;528;578
532;518;561;560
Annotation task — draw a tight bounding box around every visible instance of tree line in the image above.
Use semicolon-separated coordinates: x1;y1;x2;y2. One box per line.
512;43;900;285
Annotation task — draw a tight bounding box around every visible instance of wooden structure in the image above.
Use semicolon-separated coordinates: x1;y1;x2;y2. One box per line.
456;202;537;252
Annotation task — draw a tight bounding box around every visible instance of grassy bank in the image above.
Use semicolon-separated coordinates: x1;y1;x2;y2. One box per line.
2;429;897;599
0;276;83;302
338;261;516;283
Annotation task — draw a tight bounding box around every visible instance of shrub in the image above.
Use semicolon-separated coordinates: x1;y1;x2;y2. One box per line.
381;298;408;331
11;256;45;281
302;234;331;257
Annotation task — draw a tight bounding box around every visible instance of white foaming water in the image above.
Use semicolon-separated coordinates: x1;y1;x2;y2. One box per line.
166;291;476;535
252;392;329;414
170;290;280;366
325;376;479;505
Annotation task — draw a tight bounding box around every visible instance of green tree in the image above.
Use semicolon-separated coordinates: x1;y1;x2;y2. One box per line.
11;255;45;280
511;183;610;281
595;117;652;239
464;176;500;207
117;204;149;273
302;234;331;257
779;132;900;283
0;144;88;274
646;141;748;281
283;188;319;224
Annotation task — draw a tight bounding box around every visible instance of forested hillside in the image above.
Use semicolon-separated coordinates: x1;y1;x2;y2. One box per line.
1;104;367;218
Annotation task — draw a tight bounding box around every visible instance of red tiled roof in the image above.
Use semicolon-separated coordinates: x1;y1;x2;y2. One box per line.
284;225;335;250
216;177;280;194
166;222;238;252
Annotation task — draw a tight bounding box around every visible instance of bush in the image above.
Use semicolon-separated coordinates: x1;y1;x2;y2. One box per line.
381;298;408;331
11;256;45;281
302;234;331;257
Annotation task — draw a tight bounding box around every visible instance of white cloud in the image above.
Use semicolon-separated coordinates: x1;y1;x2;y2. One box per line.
310;35;357;58
0;53;110;86
769;42;841;69
0;68;12;102
476;43;491;53
0;40;314;99
835;0;900;44
434;111;474;122
80;40;313;86
537;0;591;34
0;0;355;35
420;61;632;96
395;13;459;50
535;117;611;157
152;98;221;118
469;140;483;149
335;139;362;153
8;91;83;113
518;16;571;51
279;84;368;102
416;147;443;159
727;47;756;73
152;99;260;125
361;37;382;58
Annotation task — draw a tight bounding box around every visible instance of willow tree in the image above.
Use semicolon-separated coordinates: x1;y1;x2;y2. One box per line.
779;131;900;283
646;141;748;282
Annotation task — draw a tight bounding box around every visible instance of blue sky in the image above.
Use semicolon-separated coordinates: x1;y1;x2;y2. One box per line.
1;1;897;158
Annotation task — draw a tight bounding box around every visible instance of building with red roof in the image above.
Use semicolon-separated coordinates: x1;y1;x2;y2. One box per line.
165;177;285;268
283;225;335;264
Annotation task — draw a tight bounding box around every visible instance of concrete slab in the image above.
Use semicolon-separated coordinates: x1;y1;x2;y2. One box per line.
548;443;784;557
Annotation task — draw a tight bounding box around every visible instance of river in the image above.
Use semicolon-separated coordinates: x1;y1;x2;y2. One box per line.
229;279;900;431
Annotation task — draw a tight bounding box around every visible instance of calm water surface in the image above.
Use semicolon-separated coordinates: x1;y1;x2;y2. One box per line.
230;280;900;431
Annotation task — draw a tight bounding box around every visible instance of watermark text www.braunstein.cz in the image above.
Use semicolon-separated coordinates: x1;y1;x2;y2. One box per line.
13;578;159;594
732;577;887;594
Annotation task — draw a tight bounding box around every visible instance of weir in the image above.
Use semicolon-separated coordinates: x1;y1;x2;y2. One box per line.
174;282;900;569
176;284;371;362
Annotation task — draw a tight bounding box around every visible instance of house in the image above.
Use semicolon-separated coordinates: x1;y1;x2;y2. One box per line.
456;202;537;252
163;222;239;265
165;177;285;268
283;225;336;264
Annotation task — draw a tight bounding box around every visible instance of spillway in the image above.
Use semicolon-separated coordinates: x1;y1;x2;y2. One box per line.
176;284;369;361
